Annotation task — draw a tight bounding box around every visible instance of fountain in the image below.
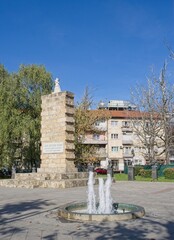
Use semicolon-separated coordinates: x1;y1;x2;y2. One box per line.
87;170;114;214
58;164;145;221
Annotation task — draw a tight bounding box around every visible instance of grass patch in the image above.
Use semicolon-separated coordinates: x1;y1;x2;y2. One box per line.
95;173;174;182
114;173;128;181
113;173;174;182
153;177;174;182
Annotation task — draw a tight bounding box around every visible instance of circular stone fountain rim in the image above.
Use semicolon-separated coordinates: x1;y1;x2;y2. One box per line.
58;202;145;221
65;202;144;215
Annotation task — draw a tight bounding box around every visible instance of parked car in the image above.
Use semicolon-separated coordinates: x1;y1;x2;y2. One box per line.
0;167;11;178
94;168;107;174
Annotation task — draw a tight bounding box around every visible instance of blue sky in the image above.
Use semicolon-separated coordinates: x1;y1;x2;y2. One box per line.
0;0;174;106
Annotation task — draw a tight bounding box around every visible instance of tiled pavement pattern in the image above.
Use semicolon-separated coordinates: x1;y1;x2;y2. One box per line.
0;181;174;240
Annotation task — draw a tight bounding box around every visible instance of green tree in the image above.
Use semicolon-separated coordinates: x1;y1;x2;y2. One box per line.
0;64;53;169
0;65;14;167
74;87;109;165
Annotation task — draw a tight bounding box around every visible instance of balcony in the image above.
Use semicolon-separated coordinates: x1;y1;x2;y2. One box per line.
122;127;132;132
123;152;134;158
83;138;107;145
95;126;107;131
122;136;133;145
94;122;107;132
122;140;133;145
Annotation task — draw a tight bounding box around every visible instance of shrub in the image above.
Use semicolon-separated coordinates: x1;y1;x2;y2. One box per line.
134;166;144;176
163;168;174;179
139;169;152;178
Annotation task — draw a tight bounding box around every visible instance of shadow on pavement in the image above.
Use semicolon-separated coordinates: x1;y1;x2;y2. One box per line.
67;217;174;240
0;199;56;238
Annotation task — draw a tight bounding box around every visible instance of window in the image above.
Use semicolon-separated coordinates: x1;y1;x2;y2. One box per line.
95;121;100;126
93;134;100;140
133;159;143;165
100;119;105;123
123;131;132;135
111;146;119;152
124;146;131;154
134;147;139;152
134;121;140;127
122;121;130;127
111;121;118;126
124;160;132;166
111;133;118;139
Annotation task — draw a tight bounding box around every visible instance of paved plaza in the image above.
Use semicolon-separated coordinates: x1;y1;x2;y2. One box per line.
0;181;174;240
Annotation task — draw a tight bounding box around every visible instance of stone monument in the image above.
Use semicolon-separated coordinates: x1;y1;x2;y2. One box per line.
38;78;77;173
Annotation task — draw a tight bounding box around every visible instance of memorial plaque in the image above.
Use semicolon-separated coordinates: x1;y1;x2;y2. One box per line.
43;142;64;154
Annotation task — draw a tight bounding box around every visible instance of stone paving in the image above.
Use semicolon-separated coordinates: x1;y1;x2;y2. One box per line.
0;181;174;240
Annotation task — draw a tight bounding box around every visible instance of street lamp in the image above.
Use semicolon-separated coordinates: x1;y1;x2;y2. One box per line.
167;115;174;164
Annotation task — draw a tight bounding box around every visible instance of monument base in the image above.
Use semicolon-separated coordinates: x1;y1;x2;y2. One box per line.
0;172;97;189
37;160;77;173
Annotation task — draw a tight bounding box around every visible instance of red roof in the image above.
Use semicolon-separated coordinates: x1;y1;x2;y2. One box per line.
89;110;159;119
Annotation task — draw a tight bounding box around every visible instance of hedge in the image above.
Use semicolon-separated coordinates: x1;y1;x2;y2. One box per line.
163;168;174;179
139;169;152;178
134;166;144;176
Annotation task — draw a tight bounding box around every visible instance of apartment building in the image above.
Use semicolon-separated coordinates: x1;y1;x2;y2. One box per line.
84;100;165;172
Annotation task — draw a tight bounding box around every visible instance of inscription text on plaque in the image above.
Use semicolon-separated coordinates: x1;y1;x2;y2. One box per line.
43;142;64;154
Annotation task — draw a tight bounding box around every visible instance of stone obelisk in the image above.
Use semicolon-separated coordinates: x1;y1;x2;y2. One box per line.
37;78;77;173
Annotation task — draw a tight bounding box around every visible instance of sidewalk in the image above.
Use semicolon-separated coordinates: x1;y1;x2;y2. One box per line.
0;181;174;239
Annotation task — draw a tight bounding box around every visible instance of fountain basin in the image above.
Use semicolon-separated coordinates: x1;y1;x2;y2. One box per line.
58;202;145;221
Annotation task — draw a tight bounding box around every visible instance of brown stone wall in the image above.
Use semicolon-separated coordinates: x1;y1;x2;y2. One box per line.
38;91;76;173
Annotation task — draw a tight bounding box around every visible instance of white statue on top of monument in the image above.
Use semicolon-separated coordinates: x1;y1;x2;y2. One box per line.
53;78;61;93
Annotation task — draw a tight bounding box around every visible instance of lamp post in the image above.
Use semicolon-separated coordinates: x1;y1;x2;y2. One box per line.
167;115;174;164
128;149;135;181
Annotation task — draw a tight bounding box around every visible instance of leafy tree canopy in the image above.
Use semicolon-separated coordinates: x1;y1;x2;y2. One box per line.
0;64;53;169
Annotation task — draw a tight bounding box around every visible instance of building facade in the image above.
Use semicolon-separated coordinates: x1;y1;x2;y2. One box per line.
84;100;166;172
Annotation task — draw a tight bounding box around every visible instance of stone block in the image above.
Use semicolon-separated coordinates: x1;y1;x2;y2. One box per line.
65;133;75;141
65;142;75;150
66;125;75;132
65;116;75;123
65;106;75;114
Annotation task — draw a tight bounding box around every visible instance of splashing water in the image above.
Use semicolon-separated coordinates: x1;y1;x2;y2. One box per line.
104;174;113;214
87;171;96;214
87;171;114;214
98;178;105;213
